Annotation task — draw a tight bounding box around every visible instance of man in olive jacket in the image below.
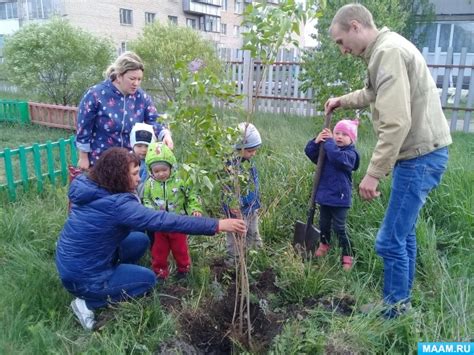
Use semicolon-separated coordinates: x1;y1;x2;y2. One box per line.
324;3;452;318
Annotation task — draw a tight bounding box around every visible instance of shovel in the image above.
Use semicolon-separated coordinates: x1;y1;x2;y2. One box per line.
293;112;332;257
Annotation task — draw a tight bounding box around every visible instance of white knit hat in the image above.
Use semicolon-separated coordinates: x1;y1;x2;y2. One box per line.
130;123;155;147
235;122;262;149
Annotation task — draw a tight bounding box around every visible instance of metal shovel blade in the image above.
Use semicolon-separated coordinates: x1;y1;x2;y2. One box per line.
293;220;320;256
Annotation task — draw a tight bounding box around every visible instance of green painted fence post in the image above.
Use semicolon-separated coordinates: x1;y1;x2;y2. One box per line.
3;148;16;200
59;139;68;185
70;135;78;166
18;146;29;191
46;141;55;186
0;101;5;120
32;144;43;193
18;101;29;124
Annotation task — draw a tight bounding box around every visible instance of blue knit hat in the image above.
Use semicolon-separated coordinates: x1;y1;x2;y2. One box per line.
235;122;262;149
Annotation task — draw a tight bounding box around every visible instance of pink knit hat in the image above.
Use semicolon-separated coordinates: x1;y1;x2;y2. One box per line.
333;119;359;142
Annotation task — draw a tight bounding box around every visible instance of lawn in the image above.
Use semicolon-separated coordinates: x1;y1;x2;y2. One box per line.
0;113;472;353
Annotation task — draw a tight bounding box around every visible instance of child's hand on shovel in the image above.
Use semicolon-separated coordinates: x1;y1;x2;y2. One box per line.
315;128;332;143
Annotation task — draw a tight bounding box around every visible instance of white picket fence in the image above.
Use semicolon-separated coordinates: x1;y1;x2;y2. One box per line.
219;48;317;116
219;47;474;132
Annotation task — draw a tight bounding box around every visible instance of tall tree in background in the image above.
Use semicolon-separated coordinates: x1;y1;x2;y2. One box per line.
300;0;434;116
131;23;224;109
3;17;113;105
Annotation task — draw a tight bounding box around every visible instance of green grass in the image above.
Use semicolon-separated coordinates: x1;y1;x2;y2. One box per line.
0;122;72;150
0;114;472;353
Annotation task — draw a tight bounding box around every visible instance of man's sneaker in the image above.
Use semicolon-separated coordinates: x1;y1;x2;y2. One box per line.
315;243;330;257
71;298;95;330
342;256;354;271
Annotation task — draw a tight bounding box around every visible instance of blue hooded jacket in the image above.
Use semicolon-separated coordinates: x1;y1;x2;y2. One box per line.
304;138;360;207
56;174;217;284
222;157;260;217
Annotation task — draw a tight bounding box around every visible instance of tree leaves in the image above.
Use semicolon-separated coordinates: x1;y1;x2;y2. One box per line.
3;17;114;105
130;23;224;108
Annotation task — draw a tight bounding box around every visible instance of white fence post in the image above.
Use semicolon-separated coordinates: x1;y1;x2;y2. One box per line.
242;50;253;113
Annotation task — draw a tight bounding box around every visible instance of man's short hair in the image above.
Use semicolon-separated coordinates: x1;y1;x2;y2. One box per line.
330;3;376;33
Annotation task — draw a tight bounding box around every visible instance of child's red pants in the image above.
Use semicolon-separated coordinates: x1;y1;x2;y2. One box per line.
151;232;190;278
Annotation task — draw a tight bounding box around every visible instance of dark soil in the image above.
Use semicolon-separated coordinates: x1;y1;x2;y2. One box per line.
158;283;189;312
156;258;355;354
175;260;284;354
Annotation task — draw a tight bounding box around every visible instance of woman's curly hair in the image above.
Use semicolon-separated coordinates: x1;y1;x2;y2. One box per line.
89;147;140;193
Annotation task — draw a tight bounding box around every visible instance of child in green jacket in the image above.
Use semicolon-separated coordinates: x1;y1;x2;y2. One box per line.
143;142;202;279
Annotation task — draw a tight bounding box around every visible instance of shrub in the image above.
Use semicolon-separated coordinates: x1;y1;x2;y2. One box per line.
131;23;224;108
3;17;114;105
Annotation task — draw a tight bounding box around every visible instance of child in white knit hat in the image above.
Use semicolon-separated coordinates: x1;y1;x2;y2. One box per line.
130;122;156;198
223;122;263;265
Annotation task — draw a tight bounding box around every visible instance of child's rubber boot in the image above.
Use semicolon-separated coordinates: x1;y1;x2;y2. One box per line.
342;255;354;271
315;243;330;257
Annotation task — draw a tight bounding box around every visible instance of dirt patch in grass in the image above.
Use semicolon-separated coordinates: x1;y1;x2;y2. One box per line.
156;260;355;354
177;266;285;353
158;283;189;312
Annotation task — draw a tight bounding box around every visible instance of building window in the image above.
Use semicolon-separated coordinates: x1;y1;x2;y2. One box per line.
221;23;227;35
145;12;156;24
30;0;53;19
0;2;18;20
120;8;133;25
168;15;178;25
416;22;474;53
234;0;242;14
198;15;220;33
186;18;197;29
233;25;240;36
118;41;127;55
452;23;474;52
221;0;228;11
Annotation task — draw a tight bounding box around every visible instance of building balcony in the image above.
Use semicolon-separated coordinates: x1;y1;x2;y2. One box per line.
183;0;221;16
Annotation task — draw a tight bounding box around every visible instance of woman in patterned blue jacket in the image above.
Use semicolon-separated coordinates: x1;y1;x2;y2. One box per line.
56;148;246;330
75;51;173;170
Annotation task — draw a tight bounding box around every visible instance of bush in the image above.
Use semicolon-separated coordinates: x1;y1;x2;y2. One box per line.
3;17;114;105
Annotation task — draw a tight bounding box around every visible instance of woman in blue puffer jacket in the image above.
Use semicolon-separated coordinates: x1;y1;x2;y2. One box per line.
56;148;246;331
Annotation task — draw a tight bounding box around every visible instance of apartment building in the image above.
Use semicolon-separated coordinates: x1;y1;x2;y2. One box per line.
0;0;261;55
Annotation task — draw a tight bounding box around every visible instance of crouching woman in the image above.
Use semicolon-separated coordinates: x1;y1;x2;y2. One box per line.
56;147;245;330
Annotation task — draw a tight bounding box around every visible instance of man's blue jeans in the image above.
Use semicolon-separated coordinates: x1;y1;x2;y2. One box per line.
63;232;156;310
375;147;448;306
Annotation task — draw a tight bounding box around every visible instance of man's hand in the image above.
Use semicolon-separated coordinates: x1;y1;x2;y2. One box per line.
324;97;342;115
359;174;381;201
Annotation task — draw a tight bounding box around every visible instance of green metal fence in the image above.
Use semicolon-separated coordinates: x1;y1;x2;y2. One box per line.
0;135;77;201
0;100;29;124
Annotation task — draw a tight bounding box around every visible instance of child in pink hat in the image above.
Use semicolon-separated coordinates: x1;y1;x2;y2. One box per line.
304;118;360;270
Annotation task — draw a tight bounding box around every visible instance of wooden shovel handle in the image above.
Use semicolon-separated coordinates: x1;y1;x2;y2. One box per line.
306;112;332;222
